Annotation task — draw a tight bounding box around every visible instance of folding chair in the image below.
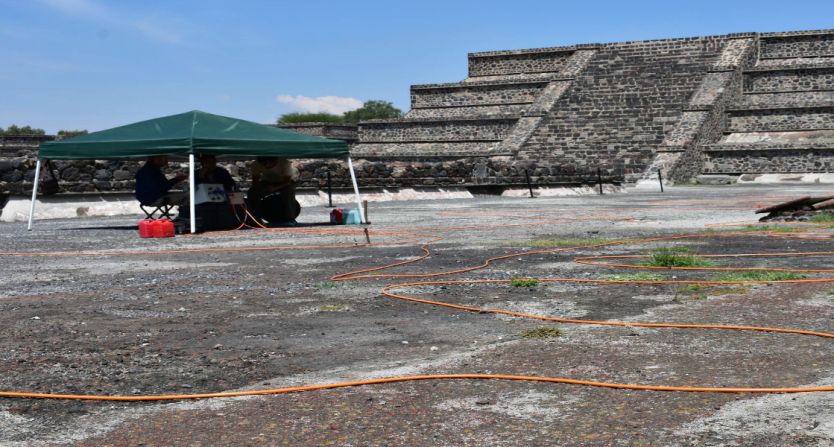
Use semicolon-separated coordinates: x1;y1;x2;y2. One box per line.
139;196;176;220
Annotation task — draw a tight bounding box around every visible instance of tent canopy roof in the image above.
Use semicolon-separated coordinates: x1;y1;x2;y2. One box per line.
39;110;349;160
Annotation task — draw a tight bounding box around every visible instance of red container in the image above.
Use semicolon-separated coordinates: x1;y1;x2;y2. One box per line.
161;219;175;238
151;219;175;238
330;208;344;225
139;219;155;238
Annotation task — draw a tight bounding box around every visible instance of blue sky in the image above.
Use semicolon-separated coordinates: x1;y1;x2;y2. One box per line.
2;0;833;133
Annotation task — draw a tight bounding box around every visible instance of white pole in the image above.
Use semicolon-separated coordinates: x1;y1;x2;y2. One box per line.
27;159;42;231
188;154;196;234
346;156;365;224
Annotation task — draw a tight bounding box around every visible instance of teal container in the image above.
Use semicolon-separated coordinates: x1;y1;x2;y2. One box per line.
344;209;362;224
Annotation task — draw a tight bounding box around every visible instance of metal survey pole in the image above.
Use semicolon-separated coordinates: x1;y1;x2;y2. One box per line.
525;169;535;198
346;157;365;224
26;159;42;231
188;154;196;234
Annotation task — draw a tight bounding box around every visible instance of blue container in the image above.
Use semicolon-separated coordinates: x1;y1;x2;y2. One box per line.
344;209;362;225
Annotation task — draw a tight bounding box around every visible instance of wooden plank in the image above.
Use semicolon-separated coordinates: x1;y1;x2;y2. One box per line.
755;196;811;214
813;198;834;210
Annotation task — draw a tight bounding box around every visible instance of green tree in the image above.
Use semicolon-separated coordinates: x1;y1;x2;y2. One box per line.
277;112;344;124
57;129;89;139
342;100;402;123
1;124;46;136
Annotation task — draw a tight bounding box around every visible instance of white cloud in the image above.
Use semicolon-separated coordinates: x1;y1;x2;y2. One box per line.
276;95;363;115
38;0;183;44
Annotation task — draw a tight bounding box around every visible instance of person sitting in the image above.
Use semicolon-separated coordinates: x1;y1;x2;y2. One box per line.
180;154;241;231
196;154;237;192
135;155;187;208
247;156;299;225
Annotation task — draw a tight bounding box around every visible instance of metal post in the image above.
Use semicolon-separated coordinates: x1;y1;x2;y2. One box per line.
26;159;42;231
658;170;664;193
597;167;603;195
188;154;196;234
346;157;365;224
327;170;333;207
524;169;535;198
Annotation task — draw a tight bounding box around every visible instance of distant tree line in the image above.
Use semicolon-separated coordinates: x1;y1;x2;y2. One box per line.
277;100;402;125
0;125;88;138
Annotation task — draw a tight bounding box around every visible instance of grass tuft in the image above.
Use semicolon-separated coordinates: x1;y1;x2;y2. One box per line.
641;247;714;268
519;327;562;339
702;225;802;233
599;273;667;281
317;304;348;312
716;271;805;282
511;278;540;287
810;212;834;223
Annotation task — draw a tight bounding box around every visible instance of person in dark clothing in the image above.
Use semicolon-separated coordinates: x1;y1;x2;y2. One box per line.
246;156;299;225
134;155;187;206
196;154;237;192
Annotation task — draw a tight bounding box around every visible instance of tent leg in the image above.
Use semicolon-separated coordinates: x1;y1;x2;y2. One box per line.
189;154;196;234
346;157;365;224
27;159;42;231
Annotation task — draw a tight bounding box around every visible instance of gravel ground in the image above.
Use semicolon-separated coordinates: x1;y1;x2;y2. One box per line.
1;184;833;446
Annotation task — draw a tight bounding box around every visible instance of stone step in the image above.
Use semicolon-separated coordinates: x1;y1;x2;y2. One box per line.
358;117;518;143
726;105;834;132
467;47;576;77
759;30;834;59
743;65;834;93
351;142;506;158
702;141;834;175
705;142;834;152
739;91;834;108
410;80;550;109
405;105;527;119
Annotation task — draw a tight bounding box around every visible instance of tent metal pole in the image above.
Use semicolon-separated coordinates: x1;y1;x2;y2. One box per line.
188;154;196;234
346;156;365;224
27;159;42;231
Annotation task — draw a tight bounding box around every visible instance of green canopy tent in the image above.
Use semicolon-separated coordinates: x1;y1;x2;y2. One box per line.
29;110;364;232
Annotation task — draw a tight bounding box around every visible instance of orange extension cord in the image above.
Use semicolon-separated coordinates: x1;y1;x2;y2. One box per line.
1;215;834;401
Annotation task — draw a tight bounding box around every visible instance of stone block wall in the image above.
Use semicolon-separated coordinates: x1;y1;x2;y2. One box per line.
759;31;834;59
358;118;517;143
704;148;834;173
744;67;834;93
410;81;548;108
727;107;834;132
467;48;572;77
700;29;834;178
519;37;730;180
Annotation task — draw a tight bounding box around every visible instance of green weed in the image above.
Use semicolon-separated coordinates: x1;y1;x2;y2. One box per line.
316;282;339;289
702;225;802;233
519;327;562;339
598;273;667;281
318;303;348;312
810;212;834;223
716;271;805;282
511;278;540;287
641;247;714;268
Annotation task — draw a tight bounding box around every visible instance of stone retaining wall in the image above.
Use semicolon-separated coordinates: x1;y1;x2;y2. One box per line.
744;67;834;93
358;118;517;142
468;48;573;77
704;148;834;173
760;32;834;59
727;107;834;132
410;82;546;108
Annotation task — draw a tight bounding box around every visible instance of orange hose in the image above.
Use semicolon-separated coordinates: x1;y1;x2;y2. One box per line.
3;216;834;401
